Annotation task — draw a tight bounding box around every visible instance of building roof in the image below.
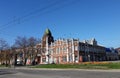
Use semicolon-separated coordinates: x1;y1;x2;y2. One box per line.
45;28;51;35
106;48;111;52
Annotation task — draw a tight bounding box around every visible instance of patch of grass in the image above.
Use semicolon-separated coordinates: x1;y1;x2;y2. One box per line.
0;65;6;67
32;62;120;69
104;63;120;69
33;64;76;69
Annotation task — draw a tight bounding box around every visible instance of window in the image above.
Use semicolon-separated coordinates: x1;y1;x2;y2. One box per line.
57;48;59;54
75;56;78;62
75;46;78;51
69;54;73;62
63;47;66;51
62;56;67;62
42;58;46;62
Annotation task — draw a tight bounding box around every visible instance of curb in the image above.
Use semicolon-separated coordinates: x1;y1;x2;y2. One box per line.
14;67;120;72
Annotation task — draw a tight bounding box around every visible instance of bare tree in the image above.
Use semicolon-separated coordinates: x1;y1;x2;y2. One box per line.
13;36;39;65
0;38;9;50
28;37;38;47
28;37;38;65
14;36;28;48
14;36;28;65
0;38;9;65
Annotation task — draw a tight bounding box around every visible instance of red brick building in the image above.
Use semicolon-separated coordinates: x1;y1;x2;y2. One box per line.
36;29;106;64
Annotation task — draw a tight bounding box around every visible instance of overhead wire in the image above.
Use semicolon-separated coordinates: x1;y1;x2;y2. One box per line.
0;0;66;31
0;0;80;37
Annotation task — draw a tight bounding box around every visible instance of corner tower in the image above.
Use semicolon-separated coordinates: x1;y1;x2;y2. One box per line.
42;28;54;47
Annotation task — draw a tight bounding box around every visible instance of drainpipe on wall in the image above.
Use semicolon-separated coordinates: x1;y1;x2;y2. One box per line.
72;39;75;63
66;39;69;62
46;36;49;64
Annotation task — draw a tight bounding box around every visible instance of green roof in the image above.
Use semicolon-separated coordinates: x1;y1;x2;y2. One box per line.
45;28;51;35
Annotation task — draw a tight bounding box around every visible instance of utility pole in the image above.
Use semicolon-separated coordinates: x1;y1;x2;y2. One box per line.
11;48;15;68
5;50;7;67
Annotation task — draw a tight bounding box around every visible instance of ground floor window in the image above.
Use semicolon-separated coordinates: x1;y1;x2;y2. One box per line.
42;58;46;62
69;54;73;62
62;56;67;62
75;56;78;62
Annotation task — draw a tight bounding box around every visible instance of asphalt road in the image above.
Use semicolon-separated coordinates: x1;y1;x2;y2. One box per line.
0;68;120;78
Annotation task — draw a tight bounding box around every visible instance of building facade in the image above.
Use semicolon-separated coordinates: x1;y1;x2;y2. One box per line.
116;48;120;60
36;29;106;64
79;39;106;62
106;48;118;61
36;28;54;64
48;39;79;64
46;38;106;64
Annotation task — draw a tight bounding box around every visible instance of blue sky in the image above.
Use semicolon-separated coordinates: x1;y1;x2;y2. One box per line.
0;0;120;48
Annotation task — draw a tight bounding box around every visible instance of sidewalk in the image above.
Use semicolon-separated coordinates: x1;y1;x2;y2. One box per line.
13;66;120;72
